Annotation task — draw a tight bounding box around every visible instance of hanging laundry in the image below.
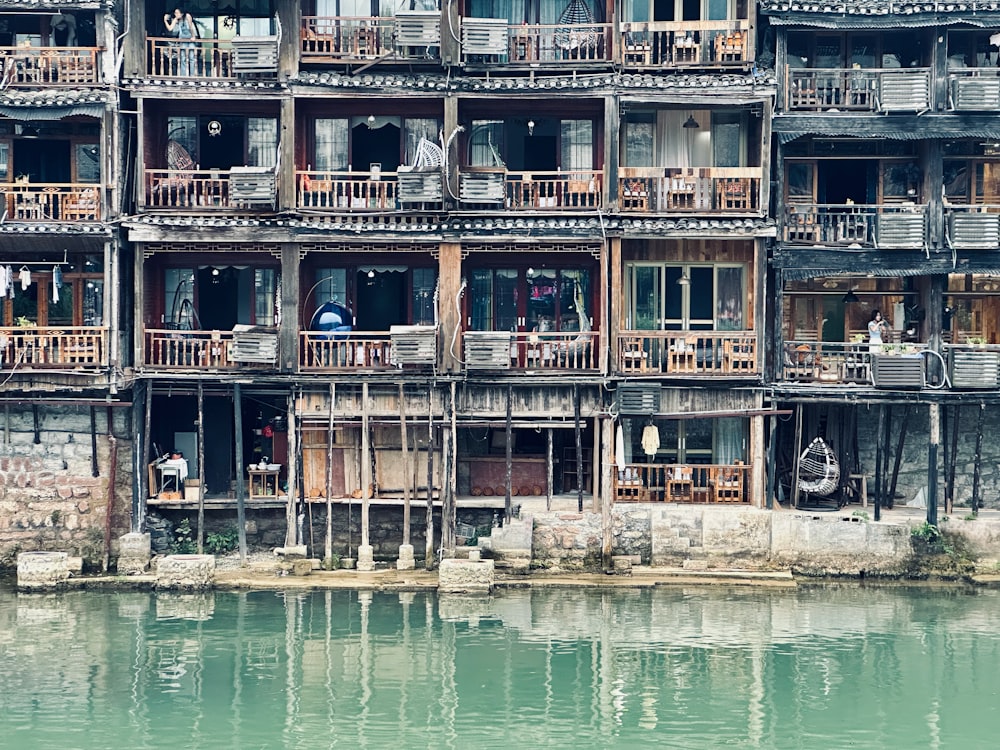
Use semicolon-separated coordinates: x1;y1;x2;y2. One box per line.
0;265;7;298
52;265;62;304
19;266;31;291
641;423;660;457
5;265;14;299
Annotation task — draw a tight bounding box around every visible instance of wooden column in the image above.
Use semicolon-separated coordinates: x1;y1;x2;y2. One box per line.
234;384;247;562
575;385;584;512
546;428;553;511
197;380;205;553
750;412;765;508
285;390;298;547
609;237;622;373
425;396;435;569
504;385;512;522
276;0;300;79
927;402;940;527
361;382;371;549
604;95;619;211
400;383;411;545
600;416;613;569
279;243;300;373
438;242;463;374
444;98;460;210
277;100;296;213
325;382;335;563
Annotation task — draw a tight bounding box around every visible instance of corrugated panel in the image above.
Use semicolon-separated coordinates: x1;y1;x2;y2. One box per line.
617;384;661;414
390;325;437;365
462;18;508;57
879;71;930;111
397;172;443;203
952;77;1000;111
464;332;512;369
395;11;440;47
231;36;279;73
949;213;1000;249
460;171;506;202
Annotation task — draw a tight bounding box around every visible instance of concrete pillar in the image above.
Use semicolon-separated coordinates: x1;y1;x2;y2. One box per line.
155;554;216;590
117;532;151;575
357;544;375;572
396;543;415;570
17;551;70;591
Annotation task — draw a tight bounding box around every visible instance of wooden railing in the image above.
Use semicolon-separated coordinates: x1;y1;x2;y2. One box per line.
301;16;396;61
620;21;751;67
783;203;927;247
617;331;757;376
618;168;761;213
0;46;101;86
144;329;239;370
300;331;395;371
146;36;234;79
0;184;101;222
780;340;928;384
297;170;398;210
614;463;749;503
464;22;612;64
785;68;931;112
505;171;603;210
143;169;274;210
507;331;600;371
0;327;107;369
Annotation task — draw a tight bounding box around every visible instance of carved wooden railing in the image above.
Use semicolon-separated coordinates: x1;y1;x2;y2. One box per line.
619;20;751;68
785;68;931;112
297;170;399;210
301;16;396;61
618;168;762;213
780;340;928;384
463;22;612;64
617;331;757;376
0;184;102;222
146;36;234;79
300;331;395;371
783;203;927;248
0;326;107;368
506;331;601;371
504;171;603;210
613;463;750;503
144;329;241;370
0;46;101;86
143;168;276;210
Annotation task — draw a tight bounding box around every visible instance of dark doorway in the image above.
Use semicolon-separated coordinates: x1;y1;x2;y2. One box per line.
355;269;407;330
818;160;873;204
197;267;240;330
199;116;245;170
351;123;401;172
14;139;70;182
523;135;557;172
203;397;233;497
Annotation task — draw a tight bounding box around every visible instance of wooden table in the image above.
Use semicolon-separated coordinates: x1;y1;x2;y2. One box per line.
248;469;280;500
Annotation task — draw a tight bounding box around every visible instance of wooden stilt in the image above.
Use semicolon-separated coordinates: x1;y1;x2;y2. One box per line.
764;415;777;510
89;406;99;475
425;398;434;569
234;383;247;562
881;406;892;510
927;403;940;527
361;382;371;549
546;428;553;512
972;402;985;517
400;383;411;545
141;382;153;524
574;384;584;513
888;405;910;510
791;404;804;509
505;385;513;522
196;380;205;553
946;405;960;515
287;391;299;547
874;405;885;522
325;383;334;563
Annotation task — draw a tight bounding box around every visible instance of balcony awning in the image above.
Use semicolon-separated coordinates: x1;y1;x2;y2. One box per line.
780;262;1000;281
0;104;104;121
778;126;1000;144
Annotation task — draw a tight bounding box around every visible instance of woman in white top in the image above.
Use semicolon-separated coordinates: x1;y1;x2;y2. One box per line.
868;309;889;352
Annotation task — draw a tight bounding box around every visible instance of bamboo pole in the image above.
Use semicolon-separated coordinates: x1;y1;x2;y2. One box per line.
196;380;205;553
325;382;334;563
234;383;247;562
400;383;411;546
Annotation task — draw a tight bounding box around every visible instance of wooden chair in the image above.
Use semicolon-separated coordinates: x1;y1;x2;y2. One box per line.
666;466;693;500
62;188;99;221
723;339;755;374
614;477;649;502
712;463;744;503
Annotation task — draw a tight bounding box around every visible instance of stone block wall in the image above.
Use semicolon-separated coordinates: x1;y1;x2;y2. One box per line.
0;406;132;570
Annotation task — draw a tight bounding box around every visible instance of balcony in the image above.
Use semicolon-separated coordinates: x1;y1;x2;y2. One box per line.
146;36;278;79
143;168;276;211
780;341;939;388
617;168;761;213
785;68;931;113
144;328;279;371
617;331;757;376
783;204;927;248
0;327;107;369
461;20;612;66
0;184;102;222
300;329;438;372
301;16;395;62
613;462;749;504
464;331;601;373
458;170;603;210
297;170;400;211
0;46;101;86
620;22;750;69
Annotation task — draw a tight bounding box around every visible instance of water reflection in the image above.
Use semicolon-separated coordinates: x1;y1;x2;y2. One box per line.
0;583;998;749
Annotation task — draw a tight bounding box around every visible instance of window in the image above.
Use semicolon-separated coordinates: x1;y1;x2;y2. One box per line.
254;269;278;326
626;264;745;331
314;119;349;172
4;257;104;327
247;118;277;168
165;268;196;329
470;267;591;332
75;143;100;183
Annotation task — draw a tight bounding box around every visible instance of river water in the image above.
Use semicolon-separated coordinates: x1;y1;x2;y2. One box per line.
1;582;997;749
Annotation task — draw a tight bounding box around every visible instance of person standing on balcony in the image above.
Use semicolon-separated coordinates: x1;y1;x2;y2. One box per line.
868;309;890;353
164;8;199;76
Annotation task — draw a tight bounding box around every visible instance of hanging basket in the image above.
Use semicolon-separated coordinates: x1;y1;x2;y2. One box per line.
797;437;840;497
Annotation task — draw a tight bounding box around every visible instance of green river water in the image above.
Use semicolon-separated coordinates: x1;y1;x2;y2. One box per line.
1;582;997;749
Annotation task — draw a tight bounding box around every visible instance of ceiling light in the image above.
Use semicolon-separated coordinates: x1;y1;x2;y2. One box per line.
842;289;859;303
683;115;700;129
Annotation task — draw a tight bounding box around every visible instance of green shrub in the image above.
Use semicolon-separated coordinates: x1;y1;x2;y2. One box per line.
206;526;240;555
170;518;197;555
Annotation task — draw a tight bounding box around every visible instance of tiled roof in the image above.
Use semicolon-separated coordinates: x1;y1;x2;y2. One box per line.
121;78;287;93
0;89;112;107
291;70;777;94
0;223;111;236
124;214;775;239
0;1;108;8
761;0;1000;23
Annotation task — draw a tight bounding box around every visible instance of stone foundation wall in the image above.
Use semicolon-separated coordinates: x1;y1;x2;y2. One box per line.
0;406;132;570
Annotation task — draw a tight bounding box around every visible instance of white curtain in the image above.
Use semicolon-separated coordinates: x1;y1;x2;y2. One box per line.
655;110;711;168
315;118;349;171
712;418;745;464
560;120;593;172
247;118;278;168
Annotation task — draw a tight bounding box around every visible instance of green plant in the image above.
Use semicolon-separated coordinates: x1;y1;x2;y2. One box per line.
49;509;62;525
170;518;196;554
323;554;340;571
205;526;239;555
964;513;978;521
851;510;869;521
911;521;941;542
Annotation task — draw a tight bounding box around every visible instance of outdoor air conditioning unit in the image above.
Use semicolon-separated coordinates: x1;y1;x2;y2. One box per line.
464;331;512;369
616;384;661;414
462;18;508;59
390;325;437;366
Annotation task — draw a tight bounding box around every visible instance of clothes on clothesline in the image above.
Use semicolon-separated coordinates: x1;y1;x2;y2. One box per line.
19;267;30;291
0;265;14;299
52;265;61;304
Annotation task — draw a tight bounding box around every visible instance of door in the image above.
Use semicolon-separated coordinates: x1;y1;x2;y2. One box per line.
354;268;406;330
